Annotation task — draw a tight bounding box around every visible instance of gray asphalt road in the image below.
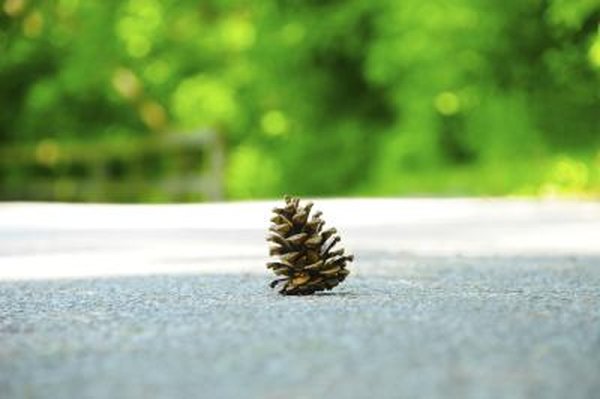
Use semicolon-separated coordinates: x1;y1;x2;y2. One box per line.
1;200;599;399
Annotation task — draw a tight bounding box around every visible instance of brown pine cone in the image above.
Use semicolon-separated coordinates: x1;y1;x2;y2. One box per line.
266;195;353;295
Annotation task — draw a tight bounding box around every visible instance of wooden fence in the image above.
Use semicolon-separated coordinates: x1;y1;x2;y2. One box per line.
0;131;224;202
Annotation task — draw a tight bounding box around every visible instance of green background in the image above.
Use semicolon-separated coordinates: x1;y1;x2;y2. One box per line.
1;0;599;201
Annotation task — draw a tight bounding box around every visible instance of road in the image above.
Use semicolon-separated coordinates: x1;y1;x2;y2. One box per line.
1;199;599;399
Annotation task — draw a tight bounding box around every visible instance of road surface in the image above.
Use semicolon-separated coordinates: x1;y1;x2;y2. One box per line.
1;199;599;399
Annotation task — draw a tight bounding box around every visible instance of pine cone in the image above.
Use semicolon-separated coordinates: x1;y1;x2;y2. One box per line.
267;195;353;295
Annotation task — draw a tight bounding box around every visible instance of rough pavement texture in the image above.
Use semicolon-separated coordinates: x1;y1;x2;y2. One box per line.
1;200;599;399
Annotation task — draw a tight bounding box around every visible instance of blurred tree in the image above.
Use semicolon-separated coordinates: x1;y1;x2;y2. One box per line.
0;0;598;200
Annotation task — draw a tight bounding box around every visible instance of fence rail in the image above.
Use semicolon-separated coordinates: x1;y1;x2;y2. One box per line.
0;131;224;202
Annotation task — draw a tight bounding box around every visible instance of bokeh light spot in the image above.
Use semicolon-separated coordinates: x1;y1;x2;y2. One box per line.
23;11;44;38
144;60;171;84
112;68;142;100
139;100;167;131
261;110;288;136
588;37;600;69
3;0;25;17
116;0;162;59
552;157;589;186
126;35;151;58
35;140;60;166
221;18;255;51
434;92;460;116
171;75;236;129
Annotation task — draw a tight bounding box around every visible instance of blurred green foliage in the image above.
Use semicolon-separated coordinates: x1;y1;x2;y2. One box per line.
0;0;598;201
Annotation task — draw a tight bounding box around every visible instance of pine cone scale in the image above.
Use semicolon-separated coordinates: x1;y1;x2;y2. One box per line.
304;260;324;270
